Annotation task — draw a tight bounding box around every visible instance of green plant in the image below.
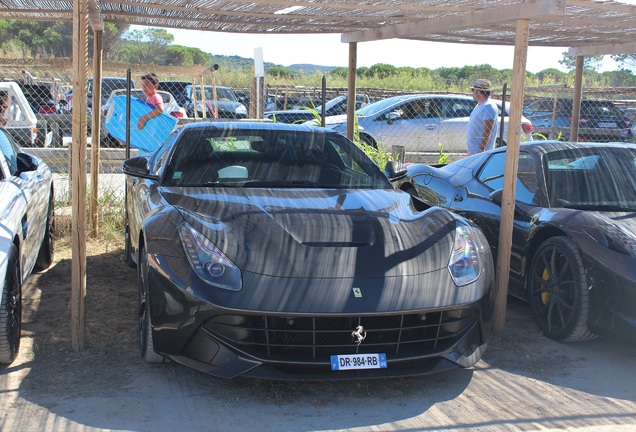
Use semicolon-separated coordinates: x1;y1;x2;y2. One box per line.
437;143;449;164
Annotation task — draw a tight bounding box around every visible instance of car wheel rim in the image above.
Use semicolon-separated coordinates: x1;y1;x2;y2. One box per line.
530;244;578;333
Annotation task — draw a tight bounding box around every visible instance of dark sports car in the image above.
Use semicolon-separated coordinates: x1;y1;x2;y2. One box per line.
123;121;495;380
392;141;636;342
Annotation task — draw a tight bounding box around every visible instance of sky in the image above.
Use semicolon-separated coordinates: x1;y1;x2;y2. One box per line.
161;28;623;74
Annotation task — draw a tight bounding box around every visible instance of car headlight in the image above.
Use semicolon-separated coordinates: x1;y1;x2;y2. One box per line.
600;224;636;255
448;224;482;286
179;222;242;291
236;105;247;115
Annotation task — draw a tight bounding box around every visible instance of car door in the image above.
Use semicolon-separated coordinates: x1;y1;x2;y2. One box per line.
464;151;540;286
366;98;440;152
437;98;477;152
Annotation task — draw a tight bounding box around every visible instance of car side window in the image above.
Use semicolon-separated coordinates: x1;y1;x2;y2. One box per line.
478;151;539;205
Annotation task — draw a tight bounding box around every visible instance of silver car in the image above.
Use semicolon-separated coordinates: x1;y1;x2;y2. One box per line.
323;94;533;153
0;127;54;364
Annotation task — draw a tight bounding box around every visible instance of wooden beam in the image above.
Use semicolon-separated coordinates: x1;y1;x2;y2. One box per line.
342;0;564;43
571;56;584;142
493;19;530;336
569;41;636;57
346;42;357;142
90;30;103;238
71;0;89;352
88;0;104;31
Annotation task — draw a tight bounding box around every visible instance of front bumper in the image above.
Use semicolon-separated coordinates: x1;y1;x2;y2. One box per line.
146;252;494;380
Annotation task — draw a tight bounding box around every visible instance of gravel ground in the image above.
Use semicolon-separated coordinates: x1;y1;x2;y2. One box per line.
1;235;635;432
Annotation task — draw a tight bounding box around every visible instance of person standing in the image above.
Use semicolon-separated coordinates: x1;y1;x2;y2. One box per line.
137;73;164;130
466;79;499;156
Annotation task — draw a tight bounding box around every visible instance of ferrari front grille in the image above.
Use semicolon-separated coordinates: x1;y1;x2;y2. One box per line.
202;309;477;361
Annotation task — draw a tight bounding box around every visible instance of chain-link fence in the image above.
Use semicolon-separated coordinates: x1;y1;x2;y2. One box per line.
3;60;636;211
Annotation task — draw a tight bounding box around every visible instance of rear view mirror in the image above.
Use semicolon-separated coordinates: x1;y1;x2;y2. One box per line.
385;160;407;179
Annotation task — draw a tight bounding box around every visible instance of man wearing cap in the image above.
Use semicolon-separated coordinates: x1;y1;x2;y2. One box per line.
466;79;499;155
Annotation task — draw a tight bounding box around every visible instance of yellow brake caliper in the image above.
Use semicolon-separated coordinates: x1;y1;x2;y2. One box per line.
541;268;550;304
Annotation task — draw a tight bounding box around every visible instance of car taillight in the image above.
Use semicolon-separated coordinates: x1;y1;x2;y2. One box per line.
522;123;533;134
170;111;184;118
39;105;56;114
624;118;632;127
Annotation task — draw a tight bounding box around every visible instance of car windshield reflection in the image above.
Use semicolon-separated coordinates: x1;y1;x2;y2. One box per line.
546;147;636;208
163;128;393;190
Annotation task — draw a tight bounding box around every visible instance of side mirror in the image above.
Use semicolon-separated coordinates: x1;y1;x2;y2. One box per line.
489;188;503;205
387;111;400;125
385;160;407;179
16;153;38;175
123;156;157;180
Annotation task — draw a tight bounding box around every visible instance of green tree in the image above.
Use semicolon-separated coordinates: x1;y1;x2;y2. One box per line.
611;54;636;72
368;63;397;78
559;52;603;71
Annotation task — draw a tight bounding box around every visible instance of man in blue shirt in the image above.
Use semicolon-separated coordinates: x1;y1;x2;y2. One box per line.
466;79;499;155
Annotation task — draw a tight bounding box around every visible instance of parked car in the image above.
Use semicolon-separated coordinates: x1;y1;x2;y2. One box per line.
122;121;495;379
65;77;135;113
89;77;134;110
18;83;60;114
157;80;190;107
102;89;186;119
183;85;248;119
0;127;55;364
391;141;636;342
263;94;371;123
323;94;533;153
523;98;634;142
0;81;51;147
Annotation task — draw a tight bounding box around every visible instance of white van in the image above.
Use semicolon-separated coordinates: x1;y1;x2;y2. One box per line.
0;81;43;147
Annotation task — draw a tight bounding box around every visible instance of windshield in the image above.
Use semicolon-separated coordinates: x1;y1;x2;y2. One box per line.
356;95;411;117
546;146;636;209
163;127;393;190
189;86;238;102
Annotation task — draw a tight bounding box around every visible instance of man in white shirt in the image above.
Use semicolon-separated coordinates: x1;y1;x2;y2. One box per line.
466;79;499;155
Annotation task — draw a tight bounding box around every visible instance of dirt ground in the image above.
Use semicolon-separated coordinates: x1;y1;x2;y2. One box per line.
1;232;636;432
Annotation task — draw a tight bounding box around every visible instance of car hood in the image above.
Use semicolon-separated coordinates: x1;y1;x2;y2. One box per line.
323;114;348;126
163;188;457;279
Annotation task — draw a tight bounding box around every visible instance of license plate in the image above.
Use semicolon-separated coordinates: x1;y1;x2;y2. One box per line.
598;122;617;128
330;353;387;370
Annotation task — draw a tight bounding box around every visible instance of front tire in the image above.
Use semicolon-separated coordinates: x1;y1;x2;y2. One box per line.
527;237;596;342
138;245;165;363
0;245;21;364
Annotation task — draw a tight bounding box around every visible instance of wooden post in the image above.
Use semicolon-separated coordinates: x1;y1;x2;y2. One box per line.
346;42;357;141
571;56;584;142
191;78;198;119
71;0;89;351
89;30;103;238
493;19;529;336
200;76;206;119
